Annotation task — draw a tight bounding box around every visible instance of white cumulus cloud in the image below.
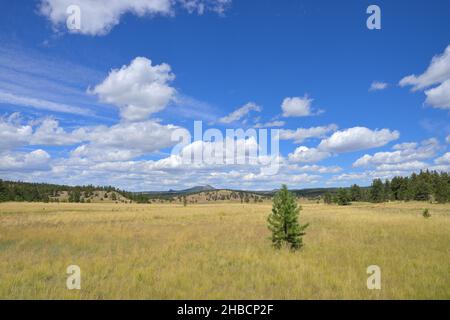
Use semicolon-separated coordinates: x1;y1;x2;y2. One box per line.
400;45;450;110
435;152;450;165
288;146;331;163
0;150;51;171
0;114;33;150
400;45;450;90
90;57;176;122
281;95;321;117
353;138;439;167
280;124;338;144
318;127;399;153
424;79;450;109
71;120;181;162
39;0;231;36
0;115;88;150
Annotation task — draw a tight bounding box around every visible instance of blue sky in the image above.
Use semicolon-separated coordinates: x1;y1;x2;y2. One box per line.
0;0;449;191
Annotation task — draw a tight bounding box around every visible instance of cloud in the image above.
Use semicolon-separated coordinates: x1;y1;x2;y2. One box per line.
0;114;33;150
179;0;231;15
0;91;93;116
330;172;369;182
288;146;331;163
424;80;450;109
0;45;107;122
400;45;450;110
70;120;181;162
0;114;89;150
0;150;51;171
318;127;399;153
71;145;140;162
218;102;261;124
90;57;176;122
399;45;450;90
369;81;388;91
447;135;450;143
30;119;89;146
254;121;285;128
375;161;428;172
280;124;338;144
331;160;450;186
39;0;231;36
0;113;180;162
281;95;321;117
353;138;439;167
49;136;288;191
292;164;342;174
345;138;449;182
435;152;450;165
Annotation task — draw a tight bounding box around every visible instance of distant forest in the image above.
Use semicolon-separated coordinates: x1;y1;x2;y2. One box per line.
324;170;449;205
0;170;449;204
0;181;125;203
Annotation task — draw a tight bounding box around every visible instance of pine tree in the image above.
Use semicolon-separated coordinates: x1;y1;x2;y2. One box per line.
0;180;7;202
412;178;432;201
323;192;333;204
267;185;309;251
434;176;449;203
390;176;403;200
370;179;385;203
349;184;362;201
384;180;392;201
336;188;351;205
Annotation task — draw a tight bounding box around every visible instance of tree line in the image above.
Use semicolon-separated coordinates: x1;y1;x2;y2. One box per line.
0;180;125;203
0;170;448;204
324;170;449;205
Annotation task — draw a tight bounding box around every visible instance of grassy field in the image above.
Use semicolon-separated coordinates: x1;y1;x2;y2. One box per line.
0;201;449;299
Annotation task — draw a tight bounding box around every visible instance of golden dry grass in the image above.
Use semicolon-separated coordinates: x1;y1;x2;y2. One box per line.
0;201;449;299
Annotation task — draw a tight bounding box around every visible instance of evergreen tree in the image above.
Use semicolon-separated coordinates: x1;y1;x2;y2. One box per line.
267;185;309;250
399;177;411;201
336;188;351;205
0;180;7;202
370;179;385;203
384;180;392;201
349;184;362;201
412;178;432;201
435;174;449;203
323;192;333;204
390;176;403;200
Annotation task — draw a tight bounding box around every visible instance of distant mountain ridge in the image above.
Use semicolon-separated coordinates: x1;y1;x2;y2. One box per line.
141;185;216;195
138;186;350;198
174;185;216;193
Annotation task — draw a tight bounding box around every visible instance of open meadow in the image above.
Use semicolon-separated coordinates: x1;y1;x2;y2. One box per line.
0;201;449;299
